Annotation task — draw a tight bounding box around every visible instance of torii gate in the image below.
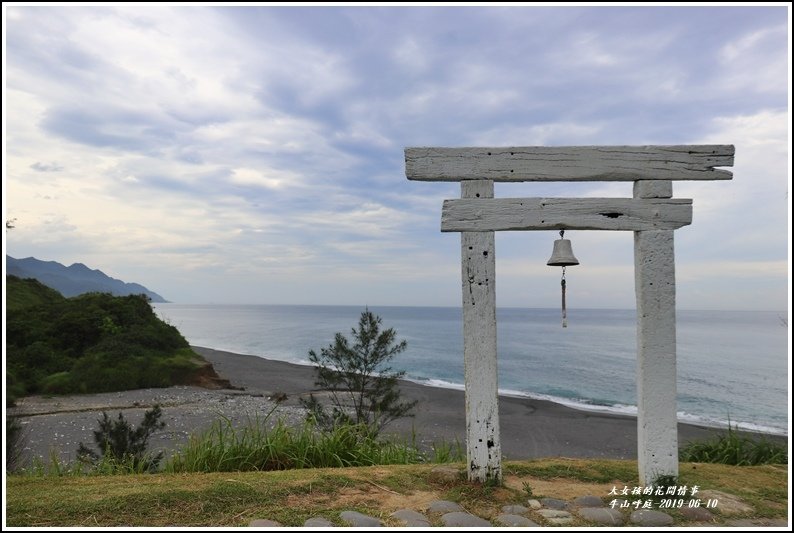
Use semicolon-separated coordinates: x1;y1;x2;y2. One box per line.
405;145;734;485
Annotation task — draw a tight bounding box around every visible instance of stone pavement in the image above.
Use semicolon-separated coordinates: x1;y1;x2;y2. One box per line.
249;492;788;527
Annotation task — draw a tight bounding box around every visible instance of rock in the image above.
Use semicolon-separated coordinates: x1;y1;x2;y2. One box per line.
578;507;624;526
679;506;714;522
429;465;461;484
540;497;569;510
441;512;491;527
697;490;754;515
501;504;529;515
630;509;674;527
390;509;430;527
339;511;381;527
526;499;542;509
536;509;572;519
573;495;604;507
724;518;788;527
248;519;281;527
495;514;539;527
427;500;464;514
304;517;334;527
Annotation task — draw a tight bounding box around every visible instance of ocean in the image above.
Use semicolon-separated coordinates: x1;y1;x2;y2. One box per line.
153;304;789;436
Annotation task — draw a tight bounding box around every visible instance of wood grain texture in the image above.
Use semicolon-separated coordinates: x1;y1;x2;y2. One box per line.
460;180;502;483
406;145;734;182
442;198;693;232
634;184;679;485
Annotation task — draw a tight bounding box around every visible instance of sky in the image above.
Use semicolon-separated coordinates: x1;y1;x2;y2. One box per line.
3;5;790;310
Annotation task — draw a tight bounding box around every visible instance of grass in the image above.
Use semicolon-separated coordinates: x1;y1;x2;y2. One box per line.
679;424;787;466
5;460;788;527
165;411;463;473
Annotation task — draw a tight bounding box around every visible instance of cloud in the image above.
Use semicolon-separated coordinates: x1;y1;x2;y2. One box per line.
30;162;63;172
4;6;788;309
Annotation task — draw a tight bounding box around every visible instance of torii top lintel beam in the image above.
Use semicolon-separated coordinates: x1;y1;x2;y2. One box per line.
405;145;734;182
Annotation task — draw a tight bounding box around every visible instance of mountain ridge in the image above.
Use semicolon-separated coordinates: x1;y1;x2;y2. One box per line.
6;255;168;302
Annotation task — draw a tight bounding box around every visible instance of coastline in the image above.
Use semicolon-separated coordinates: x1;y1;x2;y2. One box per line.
191;347;786;460
8;345;786;466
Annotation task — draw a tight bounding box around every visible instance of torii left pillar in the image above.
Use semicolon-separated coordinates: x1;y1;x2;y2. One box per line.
460;179;501;483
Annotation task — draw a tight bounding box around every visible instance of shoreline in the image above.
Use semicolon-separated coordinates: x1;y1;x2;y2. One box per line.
190;347;787;460
8;345;786;466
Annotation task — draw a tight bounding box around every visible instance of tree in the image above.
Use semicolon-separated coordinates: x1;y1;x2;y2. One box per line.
301;309;417;436
77;405;166;472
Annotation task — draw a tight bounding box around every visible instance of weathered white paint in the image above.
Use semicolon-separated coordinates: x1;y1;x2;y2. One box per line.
441;197;692;232
634;181;679;486
634;180;673;199
460;180;502;483
406;145;734;182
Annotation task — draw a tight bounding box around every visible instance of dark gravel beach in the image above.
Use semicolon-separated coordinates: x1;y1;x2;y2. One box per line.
7;345;784;467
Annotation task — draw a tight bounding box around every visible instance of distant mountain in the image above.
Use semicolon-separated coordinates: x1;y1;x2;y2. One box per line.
6;256;168;302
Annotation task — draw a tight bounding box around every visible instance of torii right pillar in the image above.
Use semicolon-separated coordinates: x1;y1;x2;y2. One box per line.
634;179;678;485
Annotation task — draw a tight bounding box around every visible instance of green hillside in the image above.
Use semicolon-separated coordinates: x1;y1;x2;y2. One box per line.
5;275;209;404
5;275;64;312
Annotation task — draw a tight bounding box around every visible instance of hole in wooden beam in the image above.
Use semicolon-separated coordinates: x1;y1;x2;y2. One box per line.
599;212;624;219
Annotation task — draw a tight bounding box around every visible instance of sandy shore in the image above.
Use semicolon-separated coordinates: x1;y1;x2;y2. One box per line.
8;345;785;466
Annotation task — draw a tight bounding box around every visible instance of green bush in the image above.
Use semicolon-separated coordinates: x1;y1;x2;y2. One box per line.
301;309;417;436
680;424;787;465
40;372;74;394
6;276;207;398
77;406;166;473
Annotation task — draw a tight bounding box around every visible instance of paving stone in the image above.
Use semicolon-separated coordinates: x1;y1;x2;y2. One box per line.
501;504;529;515
248;519;282;527
697;490;754;515
495;514;539;527
578;507;625;526
339;511;382;527
573;495;604;507
540;497;569;510
428;500;464;514
390;509;430;527
547;517;574;525
526;499;542;509
304;517;335;527
429;465;462;484
536;509;572;519
724;518;788;527
441;512;491;527
630;509;674;527
679;506;715;522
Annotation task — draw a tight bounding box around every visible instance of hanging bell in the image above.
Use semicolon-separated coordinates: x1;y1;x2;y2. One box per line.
548;230;579;328
547;234;579;266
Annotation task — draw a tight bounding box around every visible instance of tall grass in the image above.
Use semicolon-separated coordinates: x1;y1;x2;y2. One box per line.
680;424;787;466
166;410;461;473
20;449;157;477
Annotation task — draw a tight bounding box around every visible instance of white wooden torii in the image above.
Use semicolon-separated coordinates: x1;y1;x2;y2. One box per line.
405;145;734;485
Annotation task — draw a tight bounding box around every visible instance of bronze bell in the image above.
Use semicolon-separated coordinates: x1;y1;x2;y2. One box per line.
547;233;579;266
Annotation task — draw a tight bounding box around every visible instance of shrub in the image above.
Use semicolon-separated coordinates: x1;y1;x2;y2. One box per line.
77;405;166;472
300;309;417;436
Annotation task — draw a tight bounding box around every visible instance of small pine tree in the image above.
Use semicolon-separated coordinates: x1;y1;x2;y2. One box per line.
77;405;166;472
301;309;417;436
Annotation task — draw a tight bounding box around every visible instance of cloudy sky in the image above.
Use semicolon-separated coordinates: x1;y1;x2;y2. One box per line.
3;5;789;310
